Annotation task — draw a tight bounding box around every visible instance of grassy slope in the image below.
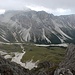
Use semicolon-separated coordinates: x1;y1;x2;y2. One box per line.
0;43;66;64
0;44;22;52
22;44;66;63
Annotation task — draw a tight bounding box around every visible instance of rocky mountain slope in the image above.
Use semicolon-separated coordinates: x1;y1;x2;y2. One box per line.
54;44;75;75
0;10;75;44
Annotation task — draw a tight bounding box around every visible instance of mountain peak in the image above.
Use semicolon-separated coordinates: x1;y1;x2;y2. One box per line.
0;10;75;44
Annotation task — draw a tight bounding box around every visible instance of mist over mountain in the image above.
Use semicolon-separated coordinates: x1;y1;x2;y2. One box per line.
0;10;75;44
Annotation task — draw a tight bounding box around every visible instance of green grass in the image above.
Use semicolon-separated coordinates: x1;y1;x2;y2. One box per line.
22;45;66;63
0;44;22;52
0;43;66;64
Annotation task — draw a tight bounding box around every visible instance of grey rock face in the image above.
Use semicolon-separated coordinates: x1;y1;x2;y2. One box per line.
60;44;75;70
0;56;56;75
0;10;75;44
0;55;31;75
54;68;73;75
54;44;75;75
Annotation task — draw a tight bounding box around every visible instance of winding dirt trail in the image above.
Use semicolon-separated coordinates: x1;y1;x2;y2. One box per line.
11;44;25;67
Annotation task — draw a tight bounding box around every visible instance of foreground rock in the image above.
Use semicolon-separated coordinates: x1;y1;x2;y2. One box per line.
54;44;75;75
0;55;57;75
0;55;30;75
31;61;57;75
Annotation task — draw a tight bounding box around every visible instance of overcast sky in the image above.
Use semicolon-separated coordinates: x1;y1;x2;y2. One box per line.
0;0;75;15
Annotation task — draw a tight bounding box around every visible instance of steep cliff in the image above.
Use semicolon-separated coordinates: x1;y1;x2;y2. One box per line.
54;44;75;75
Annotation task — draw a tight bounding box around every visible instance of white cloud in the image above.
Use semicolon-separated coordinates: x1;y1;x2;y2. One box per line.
0;9;5;14
0;0;75;15
26;5;49;11
26;5;72;15
55;8;72;15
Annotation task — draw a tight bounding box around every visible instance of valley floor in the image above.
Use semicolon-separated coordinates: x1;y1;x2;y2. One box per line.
0;42;67;69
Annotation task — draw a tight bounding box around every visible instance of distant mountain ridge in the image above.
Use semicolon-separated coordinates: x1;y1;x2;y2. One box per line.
0;10;75;44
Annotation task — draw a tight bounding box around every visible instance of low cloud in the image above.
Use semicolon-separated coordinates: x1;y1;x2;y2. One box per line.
26;5;72;15
0;0;75;15
0;9;5;14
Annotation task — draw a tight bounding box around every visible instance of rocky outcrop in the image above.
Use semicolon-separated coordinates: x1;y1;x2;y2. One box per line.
54;68;73;75
54;44;75;75
0;56;57;75
31;61;57;75
0;55;31;75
